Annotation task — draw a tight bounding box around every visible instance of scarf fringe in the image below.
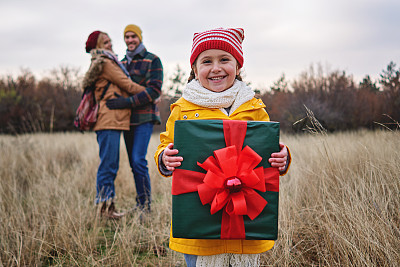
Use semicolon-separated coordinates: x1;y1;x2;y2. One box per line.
196;253;260;267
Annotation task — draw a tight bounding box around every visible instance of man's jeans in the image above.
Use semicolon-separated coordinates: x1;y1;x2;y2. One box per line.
124;122;153;210
95;129;121;204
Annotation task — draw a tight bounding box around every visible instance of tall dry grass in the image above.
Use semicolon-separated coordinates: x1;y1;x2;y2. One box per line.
0;130;399;266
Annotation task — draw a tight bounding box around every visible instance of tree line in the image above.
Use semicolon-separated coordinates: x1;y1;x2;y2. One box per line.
0;62;399;134
266;62;400;132
0;67;81;134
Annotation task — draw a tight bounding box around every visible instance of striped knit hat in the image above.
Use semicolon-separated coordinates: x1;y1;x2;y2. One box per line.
190;28;245;68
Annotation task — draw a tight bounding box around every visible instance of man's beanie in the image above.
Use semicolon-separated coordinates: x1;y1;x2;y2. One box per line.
190;28;244;68
124;24;142;42
85;31;101;53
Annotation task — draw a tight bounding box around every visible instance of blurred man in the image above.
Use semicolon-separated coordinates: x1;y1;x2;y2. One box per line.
106;24;163;212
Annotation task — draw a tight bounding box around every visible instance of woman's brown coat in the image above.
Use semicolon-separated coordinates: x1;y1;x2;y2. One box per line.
82;53;145;131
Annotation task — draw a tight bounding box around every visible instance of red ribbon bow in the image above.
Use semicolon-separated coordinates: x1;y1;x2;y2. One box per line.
172;120;279;239
197;144;269;239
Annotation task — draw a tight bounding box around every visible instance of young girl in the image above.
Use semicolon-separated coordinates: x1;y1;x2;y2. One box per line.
154;28;291;267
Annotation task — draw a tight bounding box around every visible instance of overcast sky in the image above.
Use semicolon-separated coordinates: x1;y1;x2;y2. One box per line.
1;0;399;89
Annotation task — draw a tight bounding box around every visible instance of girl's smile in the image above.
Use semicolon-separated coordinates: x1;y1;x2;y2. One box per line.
209;75;226;81
194;49;240;92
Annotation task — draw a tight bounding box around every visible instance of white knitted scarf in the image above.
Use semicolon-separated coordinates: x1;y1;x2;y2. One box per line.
182;79;255;116
196;253;260;267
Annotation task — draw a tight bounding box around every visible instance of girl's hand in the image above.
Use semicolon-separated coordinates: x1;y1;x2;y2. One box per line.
269;142;288;172
162;143;183;171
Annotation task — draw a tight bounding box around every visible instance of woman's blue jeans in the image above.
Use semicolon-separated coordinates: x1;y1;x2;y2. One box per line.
95;129;121;204
124;122;153;210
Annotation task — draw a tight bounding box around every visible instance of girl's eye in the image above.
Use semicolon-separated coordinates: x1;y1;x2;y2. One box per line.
202;59;211;64
221;58;230;62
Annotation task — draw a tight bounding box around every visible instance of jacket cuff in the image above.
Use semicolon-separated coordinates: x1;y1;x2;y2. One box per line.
158;151;173;177
279;145;291;176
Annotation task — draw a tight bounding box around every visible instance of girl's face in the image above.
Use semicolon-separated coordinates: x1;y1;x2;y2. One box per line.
194;49;240;92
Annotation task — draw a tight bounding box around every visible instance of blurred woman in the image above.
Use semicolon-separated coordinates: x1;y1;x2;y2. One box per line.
83;31;145;219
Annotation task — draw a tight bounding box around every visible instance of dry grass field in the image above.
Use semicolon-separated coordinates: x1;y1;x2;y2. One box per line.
0;130;399;266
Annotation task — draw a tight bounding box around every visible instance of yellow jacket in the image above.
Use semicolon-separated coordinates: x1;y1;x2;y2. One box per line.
154;97;291;256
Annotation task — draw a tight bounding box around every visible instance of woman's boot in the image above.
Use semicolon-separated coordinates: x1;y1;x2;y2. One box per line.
99;200;124;220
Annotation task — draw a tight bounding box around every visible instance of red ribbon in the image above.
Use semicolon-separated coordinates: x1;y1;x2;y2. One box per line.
172;120;279;239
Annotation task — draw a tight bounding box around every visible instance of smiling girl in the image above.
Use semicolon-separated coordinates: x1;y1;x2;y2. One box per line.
154;28;291;267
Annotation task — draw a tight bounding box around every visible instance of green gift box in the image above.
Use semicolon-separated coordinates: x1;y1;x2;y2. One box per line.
172;120;280;240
